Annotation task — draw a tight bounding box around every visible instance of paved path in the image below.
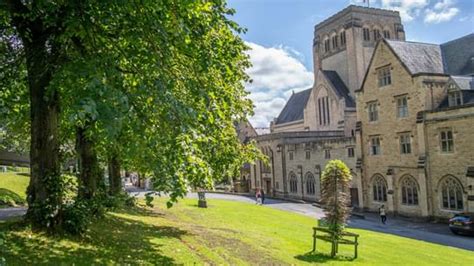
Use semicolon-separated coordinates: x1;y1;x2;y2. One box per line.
0;207;26;220
129;190;474;252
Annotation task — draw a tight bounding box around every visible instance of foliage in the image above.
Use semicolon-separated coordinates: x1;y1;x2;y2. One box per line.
0;198;472;265
320;160;352;236
1;1;261;230
145;192;155;208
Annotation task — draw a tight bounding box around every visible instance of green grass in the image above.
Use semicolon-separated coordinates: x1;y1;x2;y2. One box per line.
1;198;473;265
0;172;29;206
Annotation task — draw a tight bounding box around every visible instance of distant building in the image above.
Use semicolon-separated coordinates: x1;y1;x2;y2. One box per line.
251;5;405;203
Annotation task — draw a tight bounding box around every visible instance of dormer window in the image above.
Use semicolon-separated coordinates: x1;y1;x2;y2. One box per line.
373;29;381;41
448;90;462;107
383;30;390;39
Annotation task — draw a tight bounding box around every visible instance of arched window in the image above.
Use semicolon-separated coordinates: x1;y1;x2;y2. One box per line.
306;172;315;195
289;172;298;193
373;175;387;202
440;176;464;210
401;176;418;205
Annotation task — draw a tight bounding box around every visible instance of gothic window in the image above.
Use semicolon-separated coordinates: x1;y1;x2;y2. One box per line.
368;101;378;122
289;151;294;160
440;176;464;210
373;175;387;202
363;28;370;41
370;136;381;155
340;31;346;46
318;96;331;125
401;176;418;205
378;66;391;87
440;129;454;153
289;173;298;193
324;39;330;52
448;91;462;107
399;133;411;154
396;95;408;118
383;30;391;39
318;98;322;125
306;172;316;195
306;151;311;160
348;147;355;157
324;149;331;159
332;35;338;49
373;29;381;40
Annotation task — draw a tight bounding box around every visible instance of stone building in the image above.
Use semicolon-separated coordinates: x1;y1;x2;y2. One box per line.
355;34;474;219
251;5;405;203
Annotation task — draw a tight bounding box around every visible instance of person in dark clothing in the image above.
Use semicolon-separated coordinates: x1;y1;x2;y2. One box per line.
379;204;387;224
261;189;265;204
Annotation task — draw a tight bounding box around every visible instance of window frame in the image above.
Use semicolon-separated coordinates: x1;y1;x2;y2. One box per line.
369;136;381;156
399;133;412;155
373;176;387;202
396;95;408;118
377;66;392;87
440;129;454;153
401;177;419;205
368;101;378;122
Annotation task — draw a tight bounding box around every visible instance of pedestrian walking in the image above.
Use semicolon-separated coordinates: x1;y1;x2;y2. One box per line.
255;189;262;205
379;204;387;224
261;189;265;205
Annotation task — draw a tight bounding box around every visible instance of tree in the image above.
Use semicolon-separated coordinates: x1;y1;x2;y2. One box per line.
320;159;352;256
1;0;259;230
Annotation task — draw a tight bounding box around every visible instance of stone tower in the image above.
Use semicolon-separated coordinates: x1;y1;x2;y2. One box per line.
313;5;405;97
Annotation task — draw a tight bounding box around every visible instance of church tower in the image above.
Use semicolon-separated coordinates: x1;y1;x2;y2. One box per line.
313;5;405;96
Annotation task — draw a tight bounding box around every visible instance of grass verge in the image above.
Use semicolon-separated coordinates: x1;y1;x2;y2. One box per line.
0;198;472;265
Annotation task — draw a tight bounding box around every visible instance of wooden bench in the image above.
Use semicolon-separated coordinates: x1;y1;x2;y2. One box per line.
312;227;359;258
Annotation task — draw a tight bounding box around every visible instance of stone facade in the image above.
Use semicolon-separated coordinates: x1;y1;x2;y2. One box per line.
252;5;404;203
355;37;474;219
249;5;474;220
251;131;357;202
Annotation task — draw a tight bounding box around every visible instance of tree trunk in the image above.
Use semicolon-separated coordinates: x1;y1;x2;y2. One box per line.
24;31;62;230
76;126;100;200
108;152;122;195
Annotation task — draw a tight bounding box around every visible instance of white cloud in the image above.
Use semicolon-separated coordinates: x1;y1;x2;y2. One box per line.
350;0;459;23
380;0;429;22
244;42;313;128
424;0;459;23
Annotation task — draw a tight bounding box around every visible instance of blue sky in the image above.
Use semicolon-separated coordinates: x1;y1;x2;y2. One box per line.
227;0;474;127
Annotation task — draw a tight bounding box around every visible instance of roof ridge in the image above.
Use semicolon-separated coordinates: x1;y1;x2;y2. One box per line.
441;33;474;46
386;39;440;47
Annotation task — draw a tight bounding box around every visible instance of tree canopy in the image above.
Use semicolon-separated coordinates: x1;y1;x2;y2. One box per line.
0;0;260;231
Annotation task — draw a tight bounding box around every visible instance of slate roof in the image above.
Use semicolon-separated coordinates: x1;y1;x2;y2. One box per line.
385;40;444;75
0;150;29;166
275;88;312;125
322;70;355;107
441;33;474;76
451;76;474;90
438;76;474;109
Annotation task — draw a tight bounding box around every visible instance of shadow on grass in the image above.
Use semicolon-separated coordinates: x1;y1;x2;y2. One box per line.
0;207;187;265
295;251;355;263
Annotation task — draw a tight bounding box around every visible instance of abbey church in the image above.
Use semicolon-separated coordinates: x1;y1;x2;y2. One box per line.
249;5;474;220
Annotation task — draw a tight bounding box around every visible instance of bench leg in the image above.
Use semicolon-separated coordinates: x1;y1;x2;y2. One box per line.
312;236;316;252
355;243;358;259
330;241;336;257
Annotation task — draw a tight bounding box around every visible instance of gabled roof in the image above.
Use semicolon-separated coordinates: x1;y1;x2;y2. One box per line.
438;75;474;109
451;76;474;91
385;39;444;75
321;70;355;107
275;88;312;125
441;33;474;76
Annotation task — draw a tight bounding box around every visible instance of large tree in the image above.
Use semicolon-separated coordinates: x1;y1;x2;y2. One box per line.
1;0;258;230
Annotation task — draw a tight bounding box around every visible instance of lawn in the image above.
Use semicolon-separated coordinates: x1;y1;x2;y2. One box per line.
0;197;473;265
0;171;29;207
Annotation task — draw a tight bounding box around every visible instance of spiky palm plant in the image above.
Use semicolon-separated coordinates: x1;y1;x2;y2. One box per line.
321;160;352;237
